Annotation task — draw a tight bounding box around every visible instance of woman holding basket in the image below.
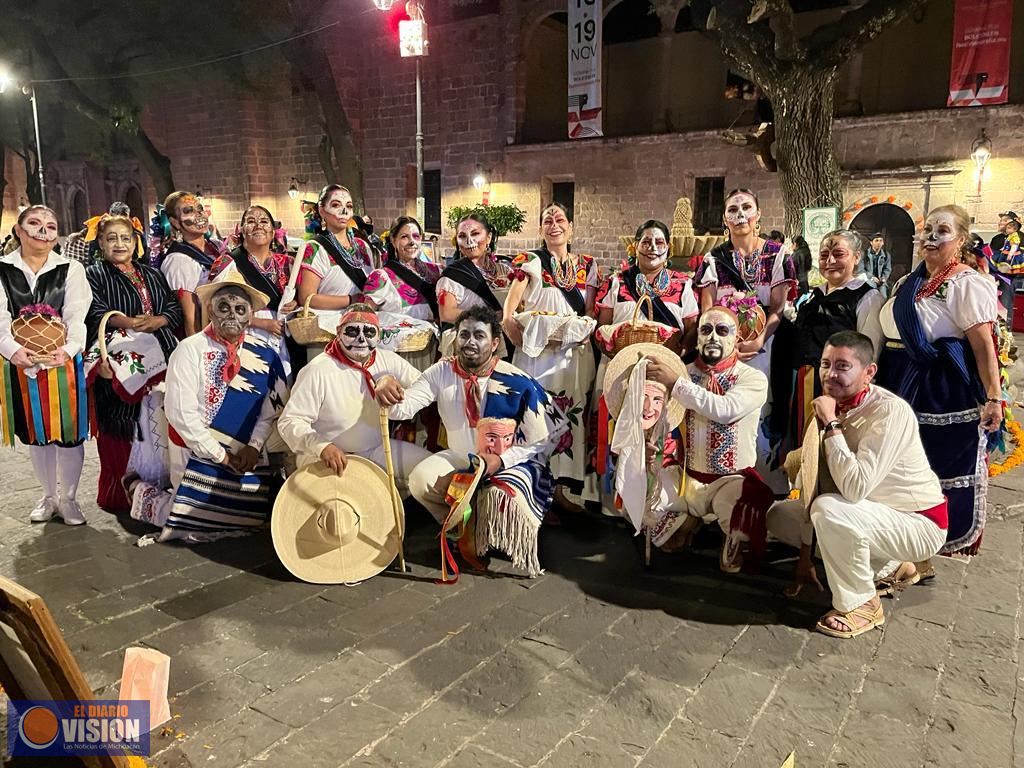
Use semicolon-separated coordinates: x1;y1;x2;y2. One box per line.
0;206;93;525
85;214;182;513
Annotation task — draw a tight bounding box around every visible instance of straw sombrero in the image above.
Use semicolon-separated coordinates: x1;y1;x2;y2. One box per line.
800;421;820;509
196;271;270;326
271;458;400;584
441;454;486;533
603;342;686;429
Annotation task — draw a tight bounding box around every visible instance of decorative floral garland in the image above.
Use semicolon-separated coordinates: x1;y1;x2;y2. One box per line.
990;420;1024;477
19;303;59;319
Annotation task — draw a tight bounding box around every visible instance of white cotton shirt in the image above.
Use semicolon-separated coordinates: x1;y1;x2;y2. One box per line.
164;331;280;464
296;240;371;299
0;248;92;361
880;268;998;343
671;360;768;475
388;358;550;470
596;273;699;329
277;349;420;463
160;251;207;294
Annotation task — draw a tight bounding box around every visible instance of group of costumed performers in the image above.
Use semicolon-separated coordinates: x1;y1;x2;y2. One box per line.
3;184;1013;642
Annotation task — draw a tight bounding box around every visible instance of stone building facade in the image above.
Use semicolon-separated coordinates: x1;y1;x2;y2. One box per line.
5;0;1023;278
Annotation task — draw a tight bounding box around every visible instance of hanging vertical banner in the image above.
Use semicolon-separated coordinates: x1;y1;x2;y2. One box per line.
568;0;602;139
948;0;1013;107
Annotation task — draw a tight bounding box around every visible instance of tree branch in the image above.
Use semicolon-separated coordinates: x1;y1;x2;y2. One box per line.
749;0;803;62
694;0;781;84
809;0;928;68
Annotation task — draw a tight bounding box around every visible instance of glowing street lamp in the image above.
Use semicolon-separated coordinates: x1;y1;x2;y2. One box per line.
374;0;429;223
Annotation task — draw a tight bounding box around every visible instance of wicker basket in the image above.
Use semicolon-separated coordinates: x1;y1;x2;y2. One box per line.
287;295;335;346
96;310;128;379
12;312;67;359
396;328;435;353
610;295;672;356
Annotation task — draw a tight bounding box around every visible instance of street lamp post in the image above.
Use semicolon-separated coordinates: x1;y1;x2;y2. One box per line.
374;0;428;224
0;70;46;206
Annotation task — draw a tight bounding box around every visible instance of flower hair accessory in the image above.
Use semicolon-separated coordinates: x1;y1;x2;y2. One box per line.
148;205;172;261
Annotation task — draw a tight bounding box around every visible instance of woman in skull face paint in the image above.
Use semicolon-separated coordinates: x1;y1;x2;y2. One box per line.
293;185;375;312
157;191;221;337
694;189;796;370
84;214;182;513
363;215;440;323
876;205;1001;557
209;205;298;378
0;205;94;526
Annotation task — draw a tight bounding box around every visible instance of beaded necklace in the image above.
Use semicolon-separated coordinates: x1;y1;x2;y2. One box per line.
635;268;671;298
327;231;363;269
915;260;959;301
249;252;283;290
553;254;580;291
734;248;762;287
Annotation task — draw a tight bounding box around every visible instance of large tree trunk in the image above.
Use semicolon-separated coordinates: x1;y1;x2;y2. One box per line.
765;66;841;238
281;1;364;210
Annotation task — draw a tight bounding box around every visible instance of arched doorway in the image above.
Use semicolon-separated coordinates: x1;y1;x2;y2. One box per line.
850;203;916;285
521;13;568;143
70;189;88;232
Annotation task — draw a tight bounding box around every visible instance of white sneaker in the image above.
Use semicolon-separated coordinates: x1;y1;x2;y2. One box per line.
57;498;87;526
29;497;58;523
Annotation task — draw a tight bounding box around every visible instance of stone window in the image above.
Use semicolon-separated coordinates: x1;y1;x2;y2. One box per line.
694;177;725;235
551;181;575;220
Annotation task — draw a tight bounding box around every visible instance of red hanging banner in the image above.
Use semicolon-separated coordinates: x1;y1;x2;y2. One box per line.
948;0;1013;107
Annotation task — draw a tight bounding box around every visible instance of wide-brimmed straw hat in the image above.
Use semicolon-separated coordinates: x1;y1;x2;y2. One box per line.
196;271;270;326
271;458;400;584
603;342;686;429
800;421;820;509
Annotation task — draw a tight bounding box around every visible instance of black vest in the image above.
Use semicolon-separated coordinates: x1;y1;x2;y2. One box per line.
793;283;874;368
0;262;69;315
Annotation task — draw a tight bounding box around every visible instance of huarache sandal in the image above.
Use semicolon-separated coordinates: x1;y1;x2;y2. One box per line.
815;602;885;639
875;561;922;597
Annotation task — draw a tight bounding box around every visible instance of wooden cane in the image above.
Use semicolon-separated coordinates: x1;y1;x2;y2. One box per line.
379;407;407;572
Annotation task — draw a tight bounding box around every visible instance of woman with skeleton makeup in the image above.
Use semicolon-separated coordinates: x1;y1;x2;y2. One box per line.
156;191;221;337
85;214;182;514
876;205;1001;557
0;206;93;525
363;215;440;325
208;205;298;377
694;189;796;371
293;185;375;313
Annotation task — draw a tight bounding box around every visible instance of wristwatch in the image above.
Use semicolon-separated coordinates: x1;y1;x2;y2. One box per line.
823;419;843;434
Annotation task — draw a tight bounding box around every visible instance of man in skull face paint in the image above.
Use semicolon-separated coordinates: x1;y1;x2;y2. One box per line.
127;274;289;544
385;306;558;577
646;306;774;572
277;303;432;484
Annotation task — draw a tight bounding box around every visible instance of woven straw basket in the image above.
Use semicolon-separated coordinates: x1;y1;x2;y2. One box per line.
609;295;670;357
12;312;67;358
95;310;128;379
396;328;434;353
287;295;335;346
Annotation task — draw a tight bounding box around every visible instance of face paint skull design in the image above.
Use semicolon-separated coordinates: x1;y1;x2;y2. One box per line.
476;417;516;457
455;318;498;371
18;210;59;245
696;308;738;365
917;211;960;250
339;322;379;364
641;381;667;430
175;195;209;236
723;193;759;230
210;287;253;341
636;227;669;271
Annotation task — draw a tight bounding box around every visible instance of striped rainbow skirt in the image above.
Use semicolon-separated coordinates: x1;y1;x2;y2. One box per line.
0;354;91;447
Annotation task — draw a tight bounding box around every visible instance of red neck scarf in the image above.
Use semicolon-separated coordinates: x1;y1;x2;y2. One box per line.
451;356;498;428
204;326;243;383
837;386;870;416
694;352;738;395
326;338;377;397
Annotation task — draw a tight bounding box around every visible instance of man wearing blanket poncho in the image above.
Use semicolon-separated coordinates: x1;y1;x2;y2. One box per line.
384;306;558;576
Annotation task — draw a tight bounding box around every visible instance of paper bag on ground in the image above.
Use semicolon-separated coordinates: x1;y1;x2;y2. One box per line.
119;646;171;731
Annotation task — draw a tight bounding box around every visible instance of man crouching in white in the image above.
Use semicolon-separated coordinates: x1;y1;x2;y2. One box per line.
277;303;432;487
768;330;948;639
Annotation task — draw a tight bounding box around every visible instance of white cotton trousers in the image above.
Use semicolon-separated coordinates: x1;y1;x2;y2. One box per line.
772;495;946;612
28;444;85;503
295;440;433;500
408;449;475;523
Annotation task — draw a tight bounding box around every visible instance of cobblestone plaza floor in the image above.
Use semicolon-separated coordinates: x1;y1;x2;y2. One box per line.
0;442;1022;767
